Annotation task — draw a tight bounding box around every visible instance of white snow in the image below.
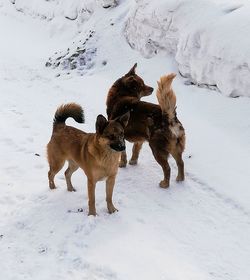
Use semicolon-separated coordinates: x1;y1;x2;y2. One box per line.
125;0;250;97
0;1;250;280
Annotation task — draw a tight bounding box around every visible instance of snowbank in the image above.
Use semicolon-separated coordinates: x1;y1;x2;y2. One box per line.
125;0;250;97
5;0;250;97
6;0;117;21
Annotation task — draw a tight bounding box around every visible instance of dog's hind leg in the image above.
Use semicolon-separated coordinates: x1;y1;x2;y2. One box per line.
171;151;185;182
119;150;127;168
48;158;65;190
65;160;79;192
149;143;171;188
106;175;118;214
129;141;144;165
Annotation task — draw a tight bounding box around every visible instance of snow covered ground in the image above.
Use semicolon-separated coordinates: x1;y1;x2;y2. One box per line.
1;1;250;280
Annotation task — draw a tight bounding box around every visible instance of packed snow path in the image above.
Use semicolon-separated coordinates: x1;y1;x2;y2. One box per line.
0;2;250;280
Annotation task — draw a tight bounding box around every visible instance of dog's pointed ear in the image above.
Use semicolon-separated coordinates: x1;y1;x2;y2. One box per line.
116;111;130;128
125;63;137;76
96;114;108;134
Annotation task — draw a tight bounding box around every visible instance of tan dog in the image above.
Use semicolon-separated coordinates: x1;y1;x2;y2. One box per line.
47;103;129;216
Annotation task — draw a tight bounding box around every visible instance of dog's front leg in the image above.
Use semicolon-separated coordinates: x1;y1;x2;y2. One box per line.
87;178;97;216
119;150;127;168
106;175;118;214
129;141;144;165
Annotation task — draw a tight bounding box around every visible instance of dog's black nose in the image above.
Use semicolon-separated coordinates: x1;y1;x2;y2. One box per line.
116;142;126;151
110;143;125;152
119;144;126;151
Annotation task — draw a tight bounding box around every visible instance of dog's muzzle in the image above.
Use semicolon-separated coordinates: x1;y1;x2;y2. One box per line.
142;86;154;97
110;142;126;152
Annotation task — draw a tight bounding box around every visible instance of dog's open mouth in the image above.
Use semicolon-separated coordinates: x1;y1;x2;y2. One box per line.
110;143;125;152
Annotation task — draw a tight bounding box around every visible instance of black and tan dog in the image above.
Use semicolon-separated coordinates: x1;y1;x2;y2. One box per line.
106;64;185;188
47;103;129;216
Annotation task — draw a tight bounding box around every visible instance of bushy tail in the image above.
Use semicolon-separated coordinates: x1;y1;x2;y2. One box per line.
156;73;177;121
156;73;185;139
53;103;84;129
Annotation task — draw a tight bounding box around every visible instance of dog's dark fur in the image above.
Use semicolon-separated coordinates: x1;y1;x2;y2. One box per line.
107;63;154;118
106;63;154;167
106;64;185;188
47;103;129;215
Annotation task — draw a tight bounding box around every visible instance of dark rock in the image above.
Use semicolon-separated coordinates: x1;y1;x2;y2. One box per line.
45;62;52;67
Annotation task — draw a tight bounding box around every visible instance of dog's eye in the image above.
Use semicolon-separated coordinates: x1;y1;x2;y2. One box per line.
109;135;116;140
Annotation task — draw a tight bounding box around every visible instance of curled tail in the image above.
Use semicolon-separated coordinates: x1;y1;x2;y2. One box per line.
156;73;177;121
53;103;84;129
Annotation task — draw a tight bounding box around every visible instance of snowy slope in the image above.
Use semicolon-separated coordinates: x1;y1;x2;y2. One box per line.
1;1;250;280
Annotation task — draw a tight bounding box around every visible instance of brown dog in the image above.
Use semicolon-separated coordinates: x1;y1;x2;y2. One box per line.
106;64;185;188
47;103;129;215
106;63;154;167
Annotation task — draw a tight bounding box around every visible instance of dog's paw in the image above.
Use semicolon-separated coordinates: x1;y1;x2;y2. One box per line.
107;204;118;214
129;159;138;165
159;180;169;188
119;161;127;168
67;187;77;192
88;210;97;216
176;175;185;182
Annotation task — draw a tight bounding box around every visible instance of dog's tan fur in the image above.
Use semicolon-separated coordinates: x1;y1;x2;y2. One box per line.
156;73;177;120
47;103;129;216
106;65;185;188
157;73;185;140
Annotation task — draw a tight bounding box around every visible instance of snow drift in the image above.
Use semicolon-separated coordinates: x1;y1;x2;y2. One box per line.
7;0;118;21
125;0;250;97
6;0;250;97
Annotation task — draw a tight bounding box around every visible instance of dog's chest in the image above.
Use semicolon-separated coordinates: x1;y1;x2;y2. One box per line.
93;153;120;181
